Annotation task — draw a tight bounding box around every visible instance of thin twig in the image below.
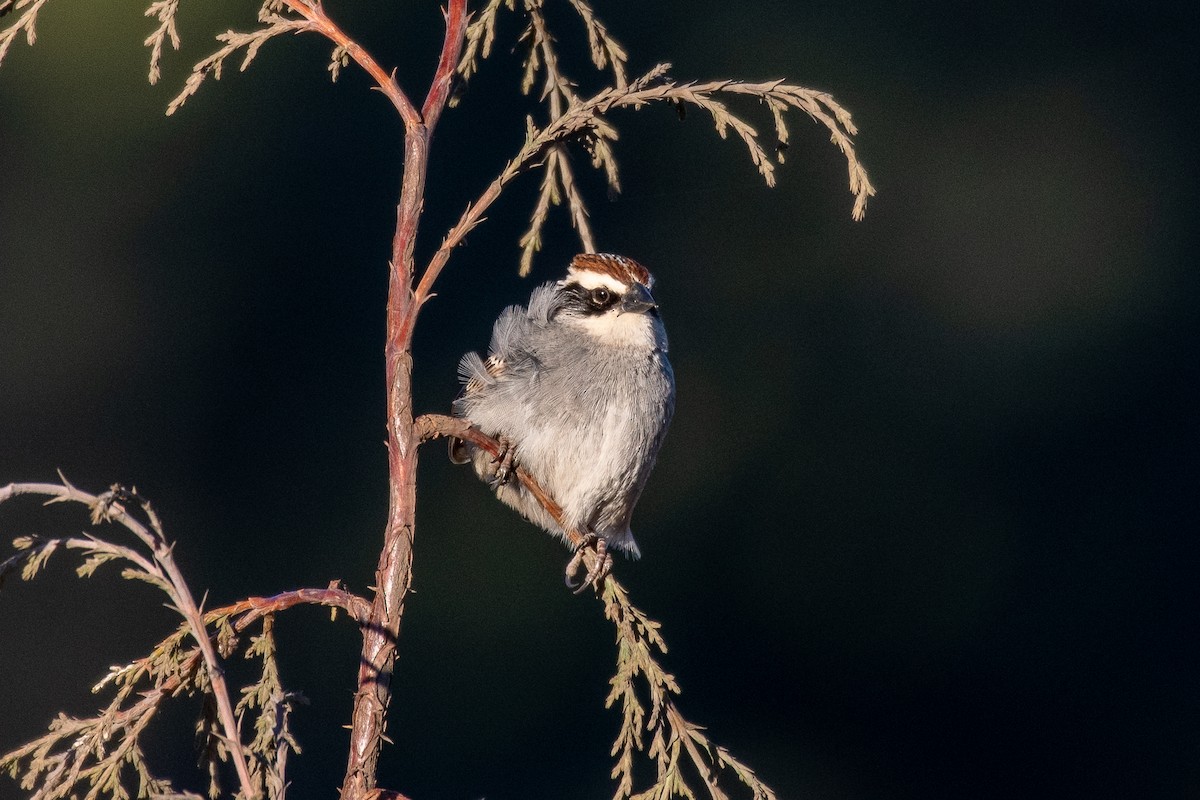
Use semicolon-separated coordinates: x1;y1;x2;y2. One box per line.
0;480;258;798
276;0;419;128
421;0;469;131
415;414;590;551
214;585;372;629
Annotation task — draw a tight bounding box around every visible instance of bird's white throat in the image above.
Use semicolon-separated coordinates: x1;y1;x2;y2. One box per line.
573;309;658;349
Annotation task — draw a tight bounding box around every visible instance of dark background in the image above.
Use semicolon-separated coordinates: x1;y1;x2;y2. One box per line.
1;2;1197;798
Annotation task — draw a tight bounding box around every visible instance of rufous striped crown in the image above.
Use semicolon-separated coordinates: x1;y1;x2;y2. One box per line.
568;253;654;289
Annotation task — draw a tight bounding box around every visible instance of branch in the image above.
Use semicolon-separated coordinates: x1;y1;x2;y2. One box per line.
212;584;373;630
276;0;421;129
415;414;586;549
166;8;308;116
341;4;467;798
163;0;420;127
416;63;873;304
0;479;258;798
420;0;468;132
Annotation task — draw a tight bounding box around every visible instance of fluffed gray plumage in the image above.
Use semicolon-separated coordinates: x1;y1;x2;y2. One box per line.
450;254;675;558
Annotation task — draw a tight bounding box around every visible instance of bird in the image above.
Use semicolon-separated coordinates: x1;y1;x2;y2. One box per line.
449;253;675;590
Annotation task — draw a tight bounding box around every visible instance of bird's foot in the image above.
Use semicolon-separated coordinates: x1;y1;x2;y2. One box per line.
564;534;612;595
489;435;517;486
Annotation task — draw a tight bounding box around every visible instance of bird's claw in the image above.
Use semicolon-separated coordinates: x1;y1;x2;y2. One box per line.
490;435;517;486
564;534;612;594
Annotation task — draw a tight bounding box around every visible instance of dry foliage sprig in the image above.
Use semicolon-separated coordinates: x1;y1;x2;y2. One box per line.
522;63;875;218
8;0;173;92
0;0;51;66
237;616;304;800
166;4;308;116
0;478;259;797
415;414;779;800
565;0;627;87
514;0;613;272
604;579;777;800
420;59;874;298
456;0;628;274
0;609;206;800
456;0;511;84
446;5;872;276
0;480;369;800
144;0;181;86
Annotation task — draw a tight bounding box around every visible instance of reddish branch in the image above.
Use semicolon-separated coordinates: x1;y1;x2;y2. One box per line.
212;585;372;630
169;2;471;795
414;414;592;552
0;480;258;796
287;2;469;799
133;589;369;703
277;0;419;128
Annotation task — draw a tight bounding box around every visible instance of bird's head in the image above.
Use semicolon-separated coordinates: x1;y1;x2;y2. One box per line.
552;253;663;349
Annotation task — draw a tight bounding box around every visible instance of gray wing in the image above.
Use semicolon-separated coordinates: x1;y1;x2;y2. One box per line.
448;293;550;462
452;304;536;410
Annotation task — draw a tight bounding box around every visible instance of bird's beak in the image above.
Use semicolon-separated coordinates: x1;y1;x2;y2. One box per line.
621;283;658;314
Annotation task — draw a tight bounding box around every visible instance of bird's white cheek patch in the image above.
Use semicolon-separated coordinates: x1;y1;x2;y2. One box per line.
575;312;656;348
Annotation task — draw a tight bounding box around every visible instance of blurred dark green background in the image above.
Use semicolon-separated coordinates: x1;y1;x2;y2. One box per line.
2;2;1197;798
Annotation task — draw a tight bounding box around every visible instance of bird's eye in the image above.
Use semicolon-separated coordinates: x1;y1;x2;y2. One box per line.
590;287;612;306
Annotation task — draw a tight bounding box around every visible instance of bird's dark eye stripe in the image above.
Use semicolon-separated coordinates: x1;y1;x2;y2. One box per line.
558;282;621;314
